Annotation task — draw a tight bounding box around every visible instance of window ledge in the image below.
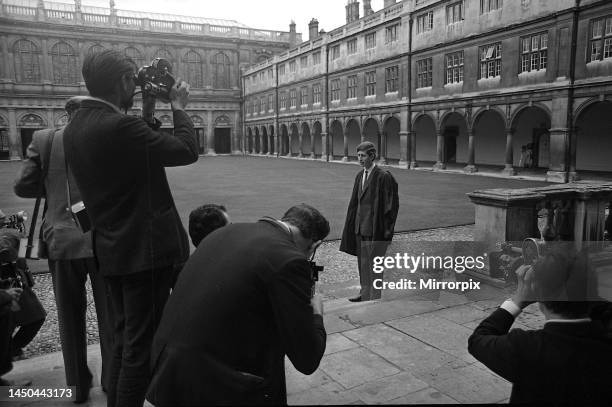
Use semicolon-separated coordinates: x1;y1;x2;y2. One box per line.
365;95;376;100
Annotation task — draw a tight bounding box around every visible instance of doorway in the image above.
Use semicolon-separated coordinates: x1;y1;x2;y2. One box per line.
214;128;231;154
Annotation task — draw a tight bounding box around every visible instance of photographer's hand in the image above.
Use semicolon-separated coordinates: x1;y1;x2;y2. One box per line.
311;294;324;316
6;287;22;302
512;264;536;309
170;78;190;112
142;92;157;122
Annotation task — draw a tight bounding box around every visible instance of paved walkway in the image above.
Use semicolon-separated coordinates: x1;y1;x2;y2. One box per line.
3;284;546;405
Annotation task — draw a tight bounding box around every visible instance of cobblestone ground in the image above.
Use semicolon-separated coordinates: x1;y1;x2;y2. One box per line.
21;225;474;359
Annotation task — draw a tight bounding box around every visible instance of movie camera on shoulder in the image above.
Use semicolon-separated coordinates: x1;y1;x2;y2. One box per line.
135;58;176;101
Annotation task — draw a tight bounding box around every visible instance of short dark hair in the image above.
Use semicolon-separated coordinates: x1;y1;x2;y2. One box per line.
356;141;376;158
189;204;228;247
82;50;136;98
281;204;330;242
535;247;594;318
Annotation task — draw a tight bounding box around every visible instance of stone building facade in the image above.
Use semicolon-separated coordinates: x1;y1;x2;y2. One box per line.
0;0;299;160
243;0;612;182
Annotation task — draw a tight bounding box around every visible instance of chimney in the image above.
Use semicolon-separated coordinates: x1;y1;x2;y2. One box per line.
383;0;396;8
345;0;360;24
309;18;319;41
363;0;373;16
289;20;297;47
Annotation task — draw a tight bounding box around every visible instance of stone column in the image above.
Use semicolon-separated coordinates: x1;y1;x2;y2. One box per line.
321;116;329;161
464;127;477;173
398;131;408;168
433;130;445;170
568;126;578;182
8;108;20;160
273;120;279;157
379;131;387;165
206;111;216;155
310;129;316;159
342;126;349;162
409;131;418;169
546;127;569;183
268;132;273;156
297;126;304;158
41;38;52;85
502;128;516;176
286;129;292;157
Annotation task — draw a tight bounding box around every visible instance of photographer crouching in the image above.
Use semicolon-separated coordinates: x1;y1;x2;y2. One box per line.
63;50;197;407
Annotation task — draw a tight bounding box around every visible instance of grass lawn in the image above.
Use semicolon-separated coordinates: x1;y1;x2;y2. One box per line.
1;155;547;241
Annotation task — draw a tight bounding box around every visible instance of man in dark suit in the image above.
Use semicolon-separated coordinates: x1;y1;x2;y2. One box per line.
14;97;112;403
146;204;329;406
188;203;230;247
63;50;197;407
468;248;612;403
340;141;399;302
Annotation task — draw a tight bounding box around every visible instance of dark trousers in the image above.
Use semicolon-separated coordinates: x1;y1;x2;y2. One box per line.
0;310;12;377
356;235;389;300
10;318;44;355
105;266;173;407
49;258;112;396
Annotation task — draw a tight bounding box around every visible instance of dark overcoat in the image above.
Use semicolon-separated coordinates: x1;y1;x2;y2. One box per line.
63;98;197;275
146;220;327;406
339;166;399;256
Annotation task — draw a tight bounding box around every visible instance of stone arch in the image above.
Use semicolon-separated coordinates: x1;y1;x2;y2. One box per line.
440;111;469;165
510;105;551;169
212;52;231;89
575;100;612;172
268;125;275;155
254;127;261;154
471;106;506;130
87;43;106;56
383;115;401;162
330;119;344;160
363;117;381;156
414;113;437;164
182;49;204;88
246;127;253;153
261;126;268;154
301;122;312;156
280;124;289;156
345;118;361;160
18;113;46;127
472;108;507;167
313;121;323;157
411;112;436;129
123;46;145;67
289;123;300;156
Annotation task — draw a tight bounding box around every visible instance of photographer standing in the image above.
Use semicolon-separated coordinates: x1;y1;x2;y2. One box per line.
147;204;329;406
63;50;197;407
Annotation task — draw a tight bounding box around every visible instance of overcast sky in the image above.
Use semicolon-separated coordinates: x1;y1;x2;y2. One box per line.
81;0;386;35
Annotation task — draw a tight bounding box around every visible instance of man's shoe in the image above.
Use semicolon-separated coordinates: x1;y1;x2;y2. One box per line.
348;295;362;302
0;378;33;387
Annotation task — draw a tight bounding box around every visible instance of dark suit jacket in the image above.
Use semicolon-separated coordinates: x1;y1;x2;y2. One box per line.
63;98;197;275
468;308;612;404
340;166;399;256
14;127;93;260
147;220;326;406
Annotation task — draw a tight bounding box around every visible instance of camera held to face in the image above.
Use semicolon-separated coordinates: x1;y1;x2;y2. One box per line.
135;58;175;100
308;261;324;298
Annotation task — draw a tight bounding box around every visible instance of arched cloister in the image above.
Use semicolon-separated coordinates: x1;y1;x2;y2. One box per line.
290;123;300;157
346;119;361;160
511;106;551;169
413;113;437;165
472;109;507;168
330;120;344;160
383;116;401;163
313;121;323;158
440;112;469;166
280;124;289;156
246;127;253;153
254;127;261;154
301;122;312;157
575;100;612;172
261;126;268;154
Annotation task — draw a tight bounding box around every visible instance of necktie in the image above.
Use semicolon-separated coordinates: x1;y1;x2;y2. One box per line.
362;170;368;189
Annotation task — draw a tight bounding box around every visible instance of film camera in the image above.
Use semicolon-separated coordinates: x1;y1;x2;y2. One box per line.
308;261;324;298
135;58;176;101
